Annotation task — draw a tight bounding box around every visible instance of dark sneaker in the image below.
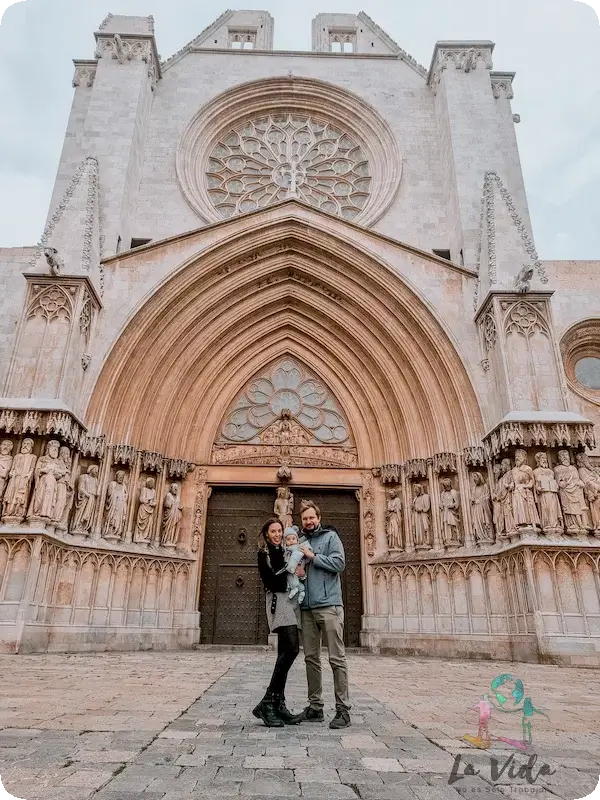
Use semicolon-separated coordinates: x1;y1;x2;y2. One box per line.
329;708;351;729
291;705;324;723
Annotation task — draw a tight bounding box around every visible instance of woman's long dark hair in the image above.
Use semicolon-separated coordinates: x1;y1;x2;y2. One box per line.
258;517;283;554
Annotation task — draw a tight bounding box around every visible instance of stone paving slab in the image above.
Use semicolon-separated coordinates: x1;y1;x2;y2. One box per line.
0;651;599;800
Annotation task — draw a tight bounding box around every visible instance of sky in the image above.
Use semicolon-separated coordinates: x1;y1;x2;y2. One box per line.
0;0;598;260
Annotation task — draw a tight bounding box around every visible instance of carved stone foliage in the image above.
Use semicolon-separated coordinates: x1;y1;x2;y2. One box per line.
0;408;85;448
480;310;498;353
217;357;352;447
191;468;209;554
484;421;596;460
206;113;371;221
212;443;358;468
360;472;376;558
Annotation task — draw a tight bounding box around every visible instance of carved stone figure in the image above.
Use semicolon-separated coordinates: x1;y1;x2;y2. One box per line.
511;449;541;530
470;472;495;544
2;438;37;522
554;450;591;534
103;470;128;541
0;440;14;505
412;484;431;550
53;446;74;531
134;477;157;544
576;452;600;535
497;458;516;539
262;410;310;446
491;463;504;538
72;465;99;536
514;264;533;293
27;440;66;523
44;247;64;276
440;478;462;548
274;486;293;528
385;489;403;550
161;483;183;548
533;452;564;534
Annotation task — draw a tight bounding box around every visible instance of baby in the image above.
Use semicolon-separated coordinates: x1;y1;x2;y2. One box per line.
277;526;312;603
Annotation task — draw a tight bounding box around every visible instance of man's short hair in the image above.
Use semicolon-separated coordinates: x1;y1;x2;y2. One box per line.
300;499;321;518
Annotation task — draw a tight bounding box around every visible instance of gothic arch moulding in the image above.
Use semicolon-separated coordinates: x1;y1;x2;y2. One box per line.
85;214;483;465
175;76;401;227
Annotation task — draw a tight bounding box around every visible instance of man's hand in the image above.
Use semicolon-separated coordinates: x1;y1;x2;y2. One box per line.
295;566;305;577
299;544;315;559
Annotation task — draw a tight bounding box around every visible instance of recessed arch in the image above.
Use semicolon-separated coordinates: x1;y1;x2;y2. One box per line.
86;216;484;464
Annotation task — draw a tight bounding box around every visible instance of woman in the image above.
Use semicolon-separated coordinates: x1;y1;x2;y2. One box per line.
253;517;302;727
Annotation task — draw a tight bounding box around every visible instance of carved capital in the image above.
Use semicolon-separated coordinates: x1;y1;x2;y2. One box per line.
167;458;191;479
80;434;106;460
72;62;97;88
376;464;403;484
112;444;136;466
463;446;487;467
141;451;164;473
406;458;428;479
433;452;458;474
491;72;515;100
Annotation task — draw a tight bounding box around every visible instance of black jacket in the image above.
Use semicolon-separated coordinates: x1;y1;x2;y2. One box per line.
257;542;288;593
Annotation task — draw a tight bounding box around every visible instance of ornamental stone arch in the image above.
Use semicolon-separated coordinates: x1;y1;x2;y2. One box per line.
86;213;483;466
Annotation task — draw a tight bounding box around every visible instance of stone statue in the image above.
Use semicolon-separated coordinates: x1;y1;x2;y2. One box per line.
72;465;100;536
440;478;462;548
274;486;293;528
43;247;64;276
576;452;600;535
497;458;516;539
134;477;157;544
491;463;504;538
470;472;495;544
0;440;14;505
1;438;37;522
554;450;591;534
514;264;533;293
161;482;183;548
412;484;431;550
533;452;564;534
511;449;541;530
52;446;74;531
103;470;128;541
27;440;67;523
385;489;403;550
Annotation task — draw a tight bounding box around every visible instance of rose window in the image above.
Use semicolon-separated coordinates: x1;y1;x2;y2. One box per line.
206;114;372;220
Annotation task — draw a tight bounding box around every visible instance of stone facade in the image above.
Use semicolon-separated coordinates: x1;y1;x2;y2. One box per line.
1;11;599;663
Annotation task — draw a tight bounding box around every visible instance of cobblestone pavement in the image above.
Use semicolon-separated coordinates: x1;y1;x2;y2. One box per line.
0;650;598;800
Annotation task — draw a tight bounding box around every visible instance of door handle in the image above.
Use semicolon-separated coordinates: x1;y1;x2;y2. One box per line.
236;576;244;588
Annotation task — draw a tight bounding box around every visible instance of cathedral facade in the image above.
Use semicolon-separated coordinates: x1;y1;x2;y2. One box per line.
1;11;599;664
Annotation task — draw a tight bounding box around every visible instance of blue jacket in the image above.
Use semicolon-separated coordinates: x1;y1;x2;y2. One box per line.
299;524;345;609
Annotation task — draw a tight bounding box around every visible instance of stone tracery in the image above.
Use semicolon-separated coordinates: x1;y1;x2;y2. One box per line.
207;114;371;220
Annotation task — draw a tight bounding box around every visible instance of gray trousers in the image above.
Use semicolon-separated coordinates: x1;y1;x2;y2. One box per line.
301;606;350;711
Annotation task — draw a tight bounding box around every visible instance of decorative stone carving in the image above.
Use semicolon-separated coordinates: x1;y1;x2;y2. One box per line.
439;478;462;548
514;264;534;293
491;463;504;539
167;459;190;479
274;486;294;529
140;451;163;473
481;310;497;353
113;444;136;466
361;472;376;557
72;65;96;88
497;458;516;540
463;446;486;468
276;462;292;481
412;484;431;551
483;421;596;460
191;468;209;554
554;450;591;534
1;439;37;523
385;489;403;551
43;247;64;276
576;452;600;535
27;440;66;523
511;449;541;532
491;75;515;100
0;410;19;433
533;452;564;536
22;411;43;436
103;470;128;541
134;478;157;544
0;440;14;506
375;464;402;484
406;459;428;479
470;472;495;544
212;443;357;468
218;358;352;447
81;354;92;371
53;446;74;531
206;113;371;221
27;285;73;324
161;483;183;548
433;452;457;474
79;434;106;460
71;465;100;536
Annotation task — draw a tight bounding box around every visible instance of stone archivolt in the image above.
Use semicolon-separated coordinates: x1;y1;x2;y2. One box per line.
176;77;401;227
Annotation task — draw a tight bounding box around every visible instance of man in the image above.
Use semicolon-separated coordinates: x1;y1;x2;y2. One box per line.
292;499;351;729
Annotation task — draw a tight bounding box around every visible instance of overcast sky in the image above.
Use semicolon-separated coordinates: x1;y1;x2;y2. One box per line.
0;0;598;260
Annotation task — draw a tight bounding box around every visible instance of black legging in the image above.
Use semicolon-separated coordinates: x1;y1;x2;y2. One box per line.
266;625;300;696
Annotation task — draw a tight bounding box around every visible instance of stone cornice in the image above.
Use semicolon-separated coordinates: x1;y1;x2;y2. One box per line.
483;412;596;459
490;71;515;100
72;60;98;88
428;40;494;93
23;273;103;311
474;290;554;324
93;31;162;86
